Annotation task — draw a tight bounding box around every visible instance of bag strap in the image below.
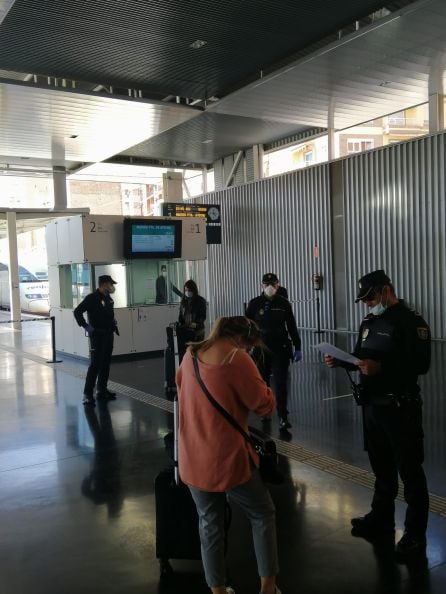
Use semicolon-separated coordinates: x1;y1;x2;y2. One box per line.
192;354;254;447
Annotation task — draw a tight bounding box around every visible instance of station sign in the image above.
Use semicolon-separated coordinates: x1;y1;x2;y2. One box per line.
162;203;221;244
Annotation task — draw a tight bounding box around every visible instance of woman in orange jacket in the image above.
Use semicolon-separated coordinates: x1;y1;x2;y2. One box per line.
177;316;281;594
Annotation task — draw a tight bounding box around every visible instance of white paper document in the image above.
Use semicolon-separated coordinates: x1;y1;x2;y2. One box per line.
313;342;360;365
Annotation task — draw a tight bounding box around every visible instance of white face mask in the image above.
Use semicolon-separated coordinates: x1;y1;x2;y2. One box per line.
370;301;385;316
108;285;116;294
184;290;193;298
369;290;386;316
162;271;167;277
264;285;277;298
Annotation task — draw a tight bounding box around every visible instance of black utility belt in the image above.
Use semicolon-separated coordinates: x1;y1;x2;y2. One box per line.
365;394;422;407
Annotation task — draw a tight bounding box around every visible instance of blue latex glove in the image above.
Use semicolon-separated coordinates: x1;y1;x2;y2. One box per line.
85;324;94;336
293;350;302;363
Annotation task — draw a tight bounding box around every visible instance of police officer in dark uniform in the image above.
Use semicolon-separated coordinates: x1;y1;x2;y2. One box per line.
74;275;120;406
325;270;431;561
176;279;207;364
246;272;301;429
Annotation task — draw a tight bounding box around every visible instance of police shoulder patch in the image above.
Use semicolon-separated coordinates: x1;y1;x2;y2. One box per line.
417;327;429;340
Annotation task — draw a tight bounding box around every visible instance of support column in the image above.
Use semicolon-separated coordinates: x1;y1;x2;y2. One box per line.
202;166;208;194
53;166;68;209
429;93;444;133
252;144;264;180
6;212;21;330
327;127;336;162
224;150;243;188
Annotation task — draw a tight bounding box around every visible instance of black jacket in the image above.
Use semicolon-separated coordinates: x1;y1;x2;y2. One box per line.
73;290;116;332
246;294;301;351
178;295;206;337
351;300;431;401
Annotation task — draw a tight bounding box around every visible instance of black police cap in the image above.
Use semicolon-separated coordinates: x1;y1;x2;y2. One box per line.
355;269;391;302
98;274;117;285
262;272;279;284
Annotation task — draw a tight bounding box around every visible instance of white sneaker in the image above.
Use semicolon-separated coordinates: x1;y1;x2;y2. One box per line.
226;588;236;594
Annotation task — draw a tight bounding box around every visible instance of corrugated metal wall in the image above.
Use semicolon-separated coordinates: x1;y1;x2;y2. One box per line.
200;165;333;330
342;132;446;337
203;130;446;338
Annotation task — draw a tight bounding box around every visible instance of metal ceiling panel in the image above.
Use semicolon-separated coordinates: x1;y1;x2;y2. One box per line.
120;112;312;164
209;0;446;130
0;0;400;99
0;81;200;165
0;1;15;25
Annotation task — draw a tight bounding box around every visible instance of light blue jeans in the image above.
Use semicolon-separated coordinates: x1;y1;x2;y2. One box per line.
189;469;279;588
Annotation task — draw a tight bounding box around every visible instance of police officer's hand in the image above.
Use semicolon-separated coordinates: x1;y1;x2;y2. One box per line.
324;355;339;367
292;350;302;362
85;324;94;336
357;358;381;376
113;319;120;336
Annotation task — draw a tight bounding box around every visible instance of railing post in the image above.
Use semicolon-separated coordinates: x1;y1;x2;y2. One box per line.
315;296;323;335
47;316;62;363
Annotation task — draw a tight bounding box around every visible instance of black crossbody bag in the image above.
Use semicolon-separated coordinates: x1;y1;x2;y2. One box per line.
192;355;284;485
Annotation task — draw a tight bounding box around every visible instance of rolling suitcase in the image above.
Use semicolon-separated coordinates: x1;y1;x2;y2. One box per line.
164;324;179;396
155;395;201;576
155;467;202;575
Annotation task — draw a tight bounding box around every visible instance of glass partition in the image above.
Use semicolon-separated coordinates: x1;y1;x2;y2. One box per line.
124;259;206;306
59;263;91;308
58;259;206;308
93;263;128;308
72;264;91;307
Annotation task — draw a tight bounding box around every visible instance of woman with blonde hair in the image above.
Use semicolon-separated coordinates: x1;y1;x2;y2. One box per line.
176;316;281;594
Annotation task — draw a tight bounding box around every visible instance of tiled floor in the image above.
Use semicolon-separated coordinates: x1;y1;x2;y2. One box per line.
1;318;446;594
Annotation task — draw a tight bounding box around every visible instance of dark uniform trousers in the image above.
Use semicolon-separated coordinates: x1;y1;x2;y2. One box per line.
256;345;290;419
364;400;429;537
84;330;114;396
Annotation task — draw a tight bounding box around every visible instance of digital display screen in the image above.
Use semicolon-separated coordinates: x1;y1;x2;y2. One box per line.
124;219;182;259
132;224;176;253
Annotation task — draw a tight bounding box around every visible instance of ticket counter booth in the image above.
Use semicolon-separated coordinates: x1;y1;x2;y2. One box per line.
46;214;207;357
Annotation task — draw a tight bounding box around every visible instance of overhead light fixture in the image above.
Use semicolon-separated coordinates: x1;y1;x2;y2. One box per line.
202;139;213;144
190;39;207;49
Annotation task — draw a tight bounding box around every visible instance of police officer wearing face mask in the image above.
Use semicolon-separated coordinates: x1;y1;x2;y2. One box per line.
246;272;301;429
74;275;120;406
324;269;431;562
177;279;207;363
156;264;168;304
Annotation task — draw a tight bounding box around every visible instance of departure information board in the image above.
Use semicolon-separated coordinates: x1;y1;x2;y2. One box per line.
162;203;221;244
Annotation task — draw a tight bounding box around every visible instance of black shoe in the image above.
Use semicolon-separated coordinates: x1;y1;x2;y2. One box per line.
97;389;117;400
279;417;292;429
395;532;426;562
351;513;394;539
82;394;95;406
